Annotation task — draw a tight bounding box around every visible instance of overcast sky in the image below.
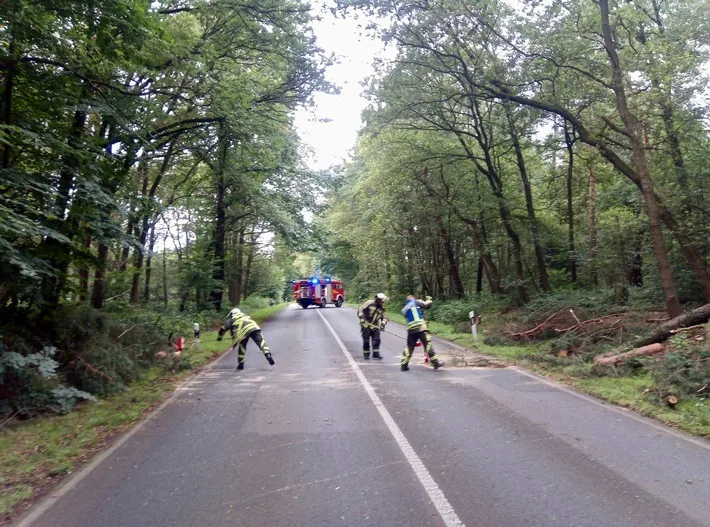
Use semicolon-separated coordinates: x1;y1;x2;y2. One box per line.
294;3;389;170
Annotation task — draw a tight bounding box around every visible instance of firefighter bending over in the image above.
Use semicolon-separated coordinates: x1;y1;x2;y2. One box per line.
217;307;275;370
401;295;444;371
358;293;388;360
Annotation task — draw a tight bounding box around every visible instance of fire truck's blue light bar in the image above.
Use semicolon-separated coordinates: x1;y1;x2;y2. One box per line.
326;277;331;282
311;277;318;284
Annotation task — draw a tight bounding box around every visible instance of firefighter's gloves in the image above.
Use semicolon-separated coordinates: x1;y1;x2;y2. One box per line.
266;353;275;366
380;317;389;329
425;296;433;302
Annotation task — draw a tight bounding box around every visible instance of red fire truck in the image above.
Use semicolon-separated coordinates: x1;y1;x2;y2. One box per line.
292;277;345;309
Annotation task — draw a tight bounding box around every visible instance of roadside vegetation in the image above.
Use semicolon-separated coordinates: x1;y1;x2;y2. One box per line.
382;292;710;439
0;302;286;524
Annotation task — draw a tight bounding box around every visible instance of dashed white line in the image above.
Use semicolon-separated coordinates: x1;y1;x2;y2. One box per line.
316;309;464;527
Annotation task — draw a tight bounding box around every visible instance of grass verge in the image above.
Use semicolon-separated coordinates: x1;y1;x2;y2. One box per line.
0;303;287;524
383;309;710;439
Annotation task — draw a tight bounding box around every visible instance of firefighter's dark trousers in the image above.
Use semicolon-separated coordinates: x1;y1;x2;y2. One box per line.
235;330;271;365
361;326;381;354
401;330;440;366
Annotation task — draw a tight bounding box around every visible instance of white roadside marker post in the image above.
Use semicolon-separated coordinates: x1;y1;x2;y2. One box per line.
193;322;200;350
469;310;478;343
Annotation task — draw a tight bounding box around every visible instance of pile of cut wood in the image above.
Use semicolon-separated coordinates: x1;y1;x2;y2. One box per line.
592;303;710;367
505;308;626;343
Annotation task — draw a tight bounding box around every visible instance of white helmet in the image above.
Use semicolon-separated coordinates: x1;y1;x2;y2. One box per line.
375;293;388;303
229;307;242;318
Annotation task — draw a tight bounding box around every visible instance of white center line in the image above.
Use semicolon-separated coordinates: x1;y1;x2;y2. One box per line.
316;309;464;527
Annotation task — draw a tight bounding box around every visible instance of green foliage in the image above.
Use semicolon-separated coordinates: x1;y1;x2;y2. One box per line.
0;303;287;521
647;338;710;401
427;296;509;324
0;345;95;416
329;0;710;320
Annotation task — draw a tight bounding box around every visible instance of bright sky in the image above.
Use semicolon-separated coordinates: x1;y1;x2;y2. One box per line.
294;3;389;170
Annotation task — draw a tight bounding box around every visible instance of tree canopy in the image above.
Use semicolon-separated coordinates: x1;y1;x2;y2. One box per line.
324;0;710;317
1;0;332;312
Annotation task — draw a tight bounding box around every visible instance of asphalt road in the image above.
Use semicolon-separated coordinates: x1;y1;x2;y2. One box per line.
18;305;710;527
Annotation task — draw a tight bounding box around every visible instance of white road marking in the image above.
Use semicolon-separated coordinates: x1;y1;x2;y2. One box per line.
15;314;282;526
316;309;465;527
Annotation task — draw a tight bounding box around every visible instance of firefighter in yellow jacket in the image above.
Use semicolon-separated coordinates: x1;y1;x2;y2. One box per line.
217;307;275;370
358;293;388;359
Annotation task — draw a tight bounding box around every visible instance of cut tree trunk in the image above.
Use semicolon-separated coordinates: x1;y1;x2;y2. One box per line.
593;343;665;367
632;303;710;348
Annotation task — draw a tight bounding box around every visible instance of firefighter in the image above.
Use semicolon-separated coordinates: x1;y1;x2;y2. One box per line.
400;295;444;371
217;307;275;370
358;293;388;359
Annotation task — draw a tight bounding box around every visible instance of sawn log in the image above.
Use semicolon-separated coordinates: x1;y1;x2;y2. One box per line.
632;303;710;348
593;343;665;367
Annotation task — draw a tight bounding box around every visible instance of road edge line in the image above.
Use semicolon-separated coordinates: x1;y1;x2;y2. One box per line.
316;309;464;527
511;367;710;451
14;344;239;526
13;306;292;526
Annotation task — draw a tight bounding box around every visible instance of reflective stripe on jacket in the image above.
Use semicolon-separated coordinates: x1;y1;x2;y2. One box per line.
358;299;386;328
225;313;260;342
401;298;431;332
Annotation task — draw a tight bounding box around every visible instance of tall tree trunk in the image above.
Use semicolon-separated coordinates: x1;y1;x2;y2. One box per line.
228;229;244;305
119;220;133;272
463;220;503;294
179;291;188;312
91;243;109;308
208;125;229;311
144;223;156;302
91;129;133;308
1;5;18;169
436;215;464;298
483;58;710;303
129;161;150;304
162;235;168;306
588;165;598;287
476;257;484;294
647;0;688;190
507;108;551;292
599;0;681;318
39;107;87;305
454;114;527;302
78;235;92;302
131;140;177;304
242;232;255;301
564;125;577;282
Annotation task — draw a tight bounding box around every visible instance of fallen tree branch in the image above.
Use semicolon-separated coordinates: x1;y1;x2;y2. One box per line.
669;324;706;335
76;356;114;382
506;308;569;339
104;288;131;303
632;303;710;348
116;324;139;341
554;314;623;333
0;410;21;432
593;343;665;366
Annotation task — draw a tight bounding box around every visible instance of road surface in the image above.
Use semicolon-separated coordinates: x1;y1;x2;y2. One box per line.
18;305;710;527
